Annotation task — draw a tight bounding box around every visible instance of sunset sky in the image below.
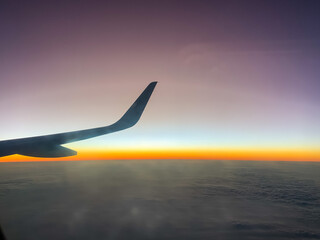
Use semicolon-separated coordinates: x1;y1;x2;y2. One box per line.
0;0;319;161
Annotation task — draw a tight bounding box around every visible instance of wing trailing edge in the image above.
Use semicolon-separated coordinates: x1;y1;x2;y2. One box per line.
17;145;77;158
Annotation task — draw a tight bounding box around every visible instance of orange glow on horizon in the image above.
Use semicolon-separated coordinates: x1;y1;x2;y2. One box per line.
0;147;319;162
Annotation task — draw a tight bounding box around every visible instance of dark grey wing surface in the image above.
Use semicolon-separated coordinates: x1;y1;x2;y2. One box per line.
0;82;157;158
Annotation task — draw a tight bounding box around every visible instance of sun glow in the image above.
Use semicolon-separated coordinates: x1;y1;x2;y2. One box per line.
1;147;319;162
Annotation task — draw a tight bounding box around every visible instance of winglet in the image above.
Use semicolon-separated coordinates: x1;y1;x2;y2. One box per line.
114;81;157;130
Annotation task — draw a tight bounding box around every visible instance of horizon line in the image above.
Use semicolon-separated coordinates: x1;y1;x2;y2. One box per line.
0;148;319;162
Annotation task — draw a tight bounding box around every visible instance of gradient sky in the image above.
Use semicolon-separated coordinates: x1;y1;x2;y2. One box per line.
0;0;319;161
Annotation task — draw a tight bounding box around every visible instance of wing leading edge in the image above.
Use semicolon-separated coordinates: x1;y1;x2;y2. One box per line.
0;82;157;158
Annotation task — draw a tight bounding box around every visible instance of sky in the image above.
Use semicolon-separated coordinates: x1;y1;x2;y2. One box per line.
0;0;319;161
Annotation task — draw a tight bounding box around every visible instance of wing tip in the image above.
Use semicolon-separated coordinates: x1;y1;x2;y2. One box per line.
115;81;157;129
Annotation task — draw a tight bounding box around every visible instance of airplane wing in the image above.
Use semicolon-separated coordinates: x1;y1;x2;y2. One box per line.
0;82;157;158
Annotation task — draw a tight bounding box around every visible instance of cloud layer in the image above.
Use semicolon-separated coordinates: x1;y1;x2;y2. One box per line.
0;160;320;239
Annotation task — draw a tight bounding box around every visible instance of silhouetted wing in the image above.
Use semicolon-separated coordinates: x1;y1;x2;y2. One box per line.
0;82;157;158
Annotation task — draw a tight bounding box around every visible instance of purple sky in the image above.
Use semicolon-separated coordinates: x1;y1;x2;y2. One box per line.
0;0;319;151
